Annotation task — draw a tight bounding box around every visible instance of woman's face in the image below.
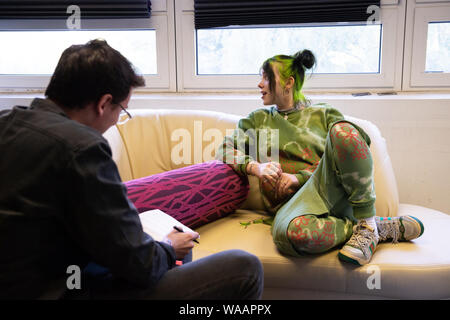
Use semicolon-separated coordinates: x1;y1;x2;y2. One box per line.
258;64;284;106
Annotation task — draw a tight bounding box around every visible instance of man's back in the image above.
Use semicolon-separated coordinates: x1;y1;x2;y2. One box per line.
0;98;106;298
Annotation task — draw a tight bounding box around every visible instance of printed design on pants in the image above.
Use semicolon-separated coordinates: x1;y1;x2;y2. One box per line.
287;216;335;253
331;123;369;162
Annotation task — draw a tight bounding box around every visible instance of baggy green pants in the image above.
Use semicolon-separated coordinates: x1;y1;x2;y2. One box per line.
272;121;376;256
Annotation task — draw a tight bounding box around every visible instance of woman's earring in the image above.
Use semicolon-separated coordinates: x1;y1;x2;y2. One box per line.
284;88;290;96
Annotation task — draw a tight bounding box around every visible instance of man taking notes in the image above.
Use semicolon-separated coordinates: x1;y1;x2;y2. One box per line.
0;39;263;300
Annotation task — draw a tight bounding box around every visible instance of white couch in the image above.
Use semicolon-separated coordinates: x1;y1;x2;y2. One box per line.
104;108;450;299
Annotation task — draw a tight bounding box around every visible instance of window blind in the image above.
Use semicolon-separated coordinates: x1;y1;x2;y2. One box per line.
194;0;381;29
0;0;152;19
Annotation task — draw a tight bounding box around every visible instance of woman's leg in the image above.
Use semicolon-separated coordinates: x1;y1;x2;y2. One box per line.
287;214;353;254
279;121;423;261
285;121;375;256
328;121;379;265
329;122;376;221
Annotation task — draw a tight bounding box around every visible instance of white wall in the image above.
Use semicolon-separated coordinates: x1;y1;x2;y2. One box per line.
1;92;449;214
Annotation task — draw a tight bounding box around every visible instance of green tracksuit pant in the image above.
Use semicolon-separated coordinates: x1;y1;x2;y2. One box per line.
272;121;376;256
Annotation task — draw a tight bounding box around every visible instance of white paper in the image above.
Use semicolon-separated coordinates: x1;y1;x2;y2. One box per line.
139;209;197;242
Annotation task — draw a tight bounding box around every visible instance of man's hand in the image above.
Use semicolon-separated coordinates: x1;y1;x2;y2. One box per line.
164;229;199;260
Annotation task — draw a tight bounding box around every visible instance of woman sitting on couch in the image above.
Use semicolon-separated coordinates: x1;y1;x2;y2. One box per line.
216;49;424;265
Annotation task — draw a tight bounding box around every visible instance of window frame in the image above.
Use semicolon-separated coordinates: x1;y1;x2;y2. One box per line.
0;0;449;94
0;0;176;92
175;0;406;92
403;0;450;91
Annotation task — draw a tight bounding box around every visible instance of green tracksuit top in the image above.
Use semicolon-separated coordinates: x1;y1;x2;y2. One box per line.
217;103;374;214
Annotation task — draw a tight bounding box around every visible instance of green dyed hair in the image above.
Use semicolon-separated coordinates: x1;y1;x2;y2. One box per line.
261;49;316;105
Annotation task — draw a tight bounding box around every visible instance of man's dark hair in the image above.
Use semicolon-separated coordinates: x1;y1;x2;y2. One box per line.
45;39;145;109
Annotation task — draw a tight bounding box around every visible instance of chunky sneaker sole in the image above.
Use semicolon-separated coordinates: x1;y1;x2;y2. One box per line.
376;215;424;243
338;240;377;266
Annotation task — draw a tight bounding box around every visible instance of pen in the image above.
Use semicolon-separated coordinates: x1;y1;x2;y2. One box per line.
173;226;200;244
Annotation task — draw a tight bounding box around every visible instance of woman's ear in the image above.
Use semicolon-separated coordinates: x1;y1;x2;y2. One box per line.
285;76;295;90
95;94;113;116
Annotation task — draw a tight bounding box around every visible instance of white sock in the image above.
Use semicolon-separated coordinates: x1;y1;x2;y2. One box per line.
360;216;378;236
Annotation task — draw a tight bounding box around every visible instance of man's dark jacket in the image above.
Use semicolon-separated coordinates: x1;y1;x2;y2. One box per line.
0;98;176;299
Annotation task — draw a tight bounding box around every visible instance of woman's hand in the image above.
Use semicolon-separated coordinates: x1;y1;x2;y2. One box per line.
247;161;282;188
275;173;300;200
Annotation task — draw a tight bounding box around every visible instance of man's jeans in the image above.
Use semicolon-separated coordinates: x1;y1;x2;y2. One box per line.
64;249;264;300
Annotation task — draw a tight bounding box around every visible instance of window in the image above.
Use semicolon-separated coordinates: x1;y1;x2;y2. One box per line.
176;0;405;92
426;22;450;73
0;30;157;75
196;24;382;75
404;1;450;90
0;0;175;91
0;0;449;93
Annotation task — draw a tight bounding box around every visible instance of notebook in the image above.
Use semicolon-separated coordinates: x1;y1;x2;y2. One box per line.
138;209;198;242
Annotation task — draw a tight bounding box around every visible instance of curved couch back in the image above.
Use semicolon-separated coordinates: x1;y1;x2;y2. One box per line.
104;109;399;217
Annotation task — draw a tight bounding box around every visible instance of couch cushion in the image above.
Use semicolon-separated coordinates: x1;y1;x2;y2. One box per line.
103;125;133;182
114;109;241;178
125;160;249;229
192;204;450;299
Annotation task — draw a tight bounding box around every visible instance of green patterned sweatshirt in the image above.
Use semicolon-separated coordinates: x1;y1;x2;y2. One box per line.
216;103;346;211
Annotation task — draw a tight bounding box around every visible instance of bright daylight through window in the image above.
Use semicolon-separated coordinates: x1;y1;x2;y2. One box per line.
196;24;382;75
0;29;157;75
426;22;450;73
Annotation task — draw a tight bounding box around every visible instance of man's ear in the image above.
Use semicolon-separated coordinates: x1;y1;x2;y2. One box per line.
95;94;113;116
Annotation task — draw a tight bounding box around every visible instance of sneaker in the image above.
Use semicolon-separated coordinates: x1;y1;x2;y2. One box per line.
338;220;379;266
376;215;424;243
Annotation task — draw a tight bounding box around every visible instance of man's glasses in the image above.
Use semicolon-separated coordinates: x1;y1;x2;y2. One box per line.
117;103;132;125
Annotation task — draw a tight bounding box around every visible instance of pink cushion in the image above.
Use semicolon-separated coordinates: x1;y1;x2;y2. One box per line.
125;160;249;229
